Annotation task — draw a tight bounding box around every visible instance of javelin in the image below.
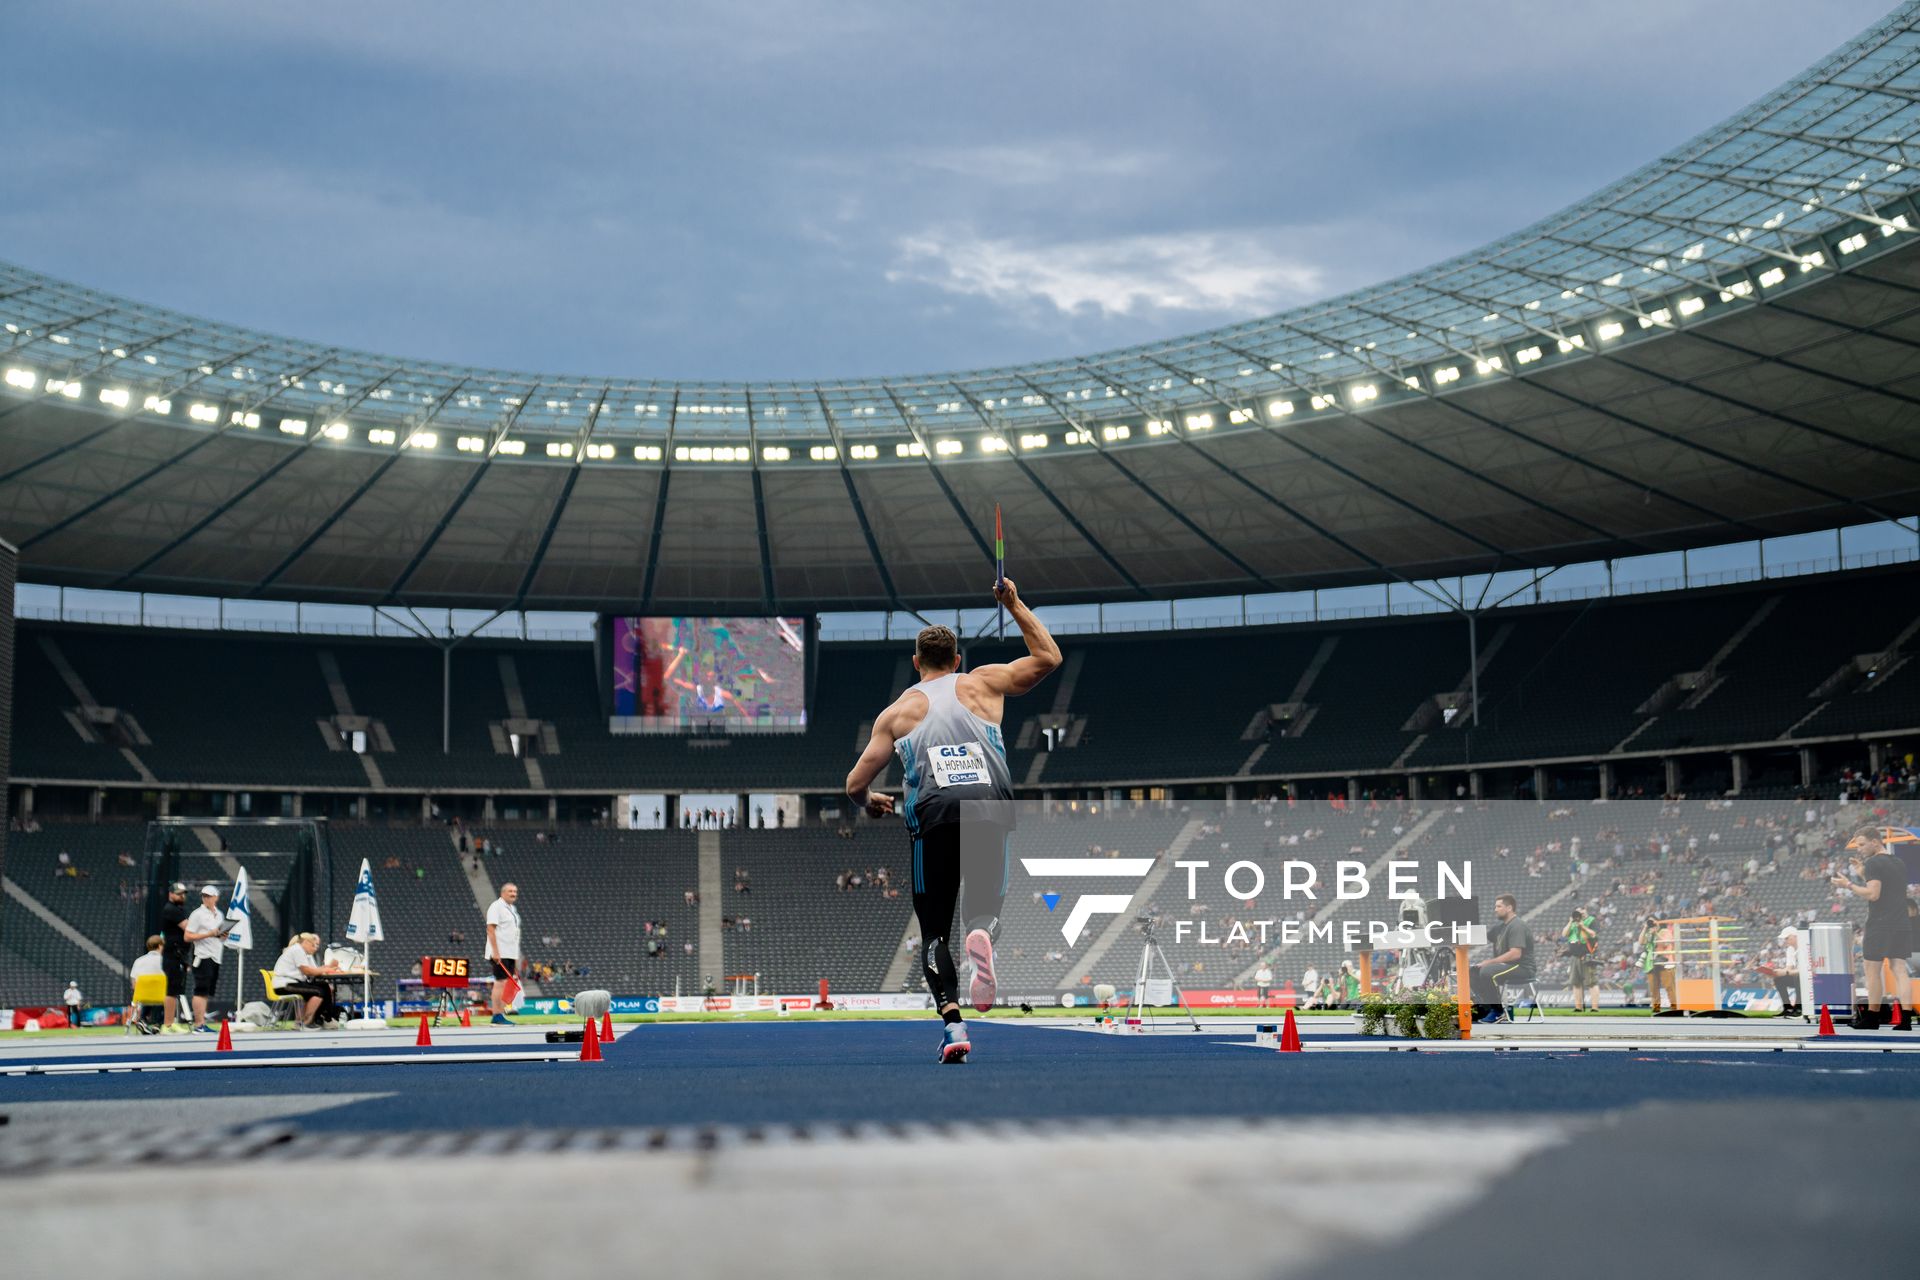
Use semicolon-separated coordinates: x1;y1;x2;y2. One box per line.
995;502;1005;640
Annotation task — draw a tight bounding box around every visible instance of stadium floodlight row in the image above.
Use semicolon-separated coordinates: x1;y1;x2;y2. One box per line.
0;6;1918;612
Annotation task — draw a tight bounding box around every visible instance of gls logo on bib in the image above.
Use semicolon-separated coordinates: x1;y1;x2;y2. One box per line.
929;741;988;789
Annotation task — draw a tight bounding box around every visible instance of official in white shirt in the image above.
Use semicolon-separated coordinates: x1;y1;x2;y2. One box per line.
183;885;233;1032
126;935;166;1032
485;883;522;1025
272;933;344;1027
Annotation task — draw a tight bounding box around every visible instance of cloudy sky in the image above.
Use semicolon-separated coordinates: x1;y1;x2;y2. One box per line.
0;1;1896;381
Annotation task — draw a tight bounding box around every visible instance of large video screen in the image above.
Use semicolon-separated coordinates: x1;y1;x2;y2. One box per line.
611;617;807;728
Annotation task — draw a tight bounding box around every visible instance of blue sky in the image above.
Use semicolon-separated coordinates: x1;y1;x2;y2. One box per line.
0;1;1897;381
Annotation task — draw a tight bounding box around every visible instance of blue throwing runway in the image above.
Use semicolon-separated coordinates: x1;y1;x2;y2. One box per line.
4;1021;1918;1133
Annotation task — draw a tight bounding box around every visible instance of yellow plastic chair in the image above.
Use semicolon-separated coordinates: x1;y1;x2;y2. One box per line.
260;970;305;1024
127;972;168;1033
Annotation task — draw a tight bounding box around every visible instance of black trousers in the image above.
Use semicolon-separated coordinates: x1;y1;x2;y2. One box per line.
279;981;340;1022
1470;962;1531;1010
910;821;1010;1010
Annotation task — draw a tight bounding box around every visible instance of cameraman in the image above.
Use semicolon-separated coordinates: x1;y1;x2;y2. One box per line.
1562;905;1599;1012
1638;916;1678;1013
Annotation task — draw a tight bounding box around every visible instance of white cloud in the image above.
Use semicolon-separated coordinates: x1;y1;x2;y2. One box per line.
887;228;1327;320
898;141;1166;187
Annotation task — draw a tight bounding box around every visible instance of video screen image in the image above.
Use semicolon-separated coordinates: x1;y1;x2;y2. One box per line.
611;616;806;725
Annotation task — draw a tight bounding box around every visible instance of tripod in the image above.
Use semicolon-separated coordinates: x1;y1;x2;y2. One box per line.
1127;917;1202;1031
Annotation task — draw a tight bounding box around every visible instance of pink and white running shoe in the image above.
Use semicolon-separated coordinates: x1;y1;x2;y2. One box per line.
965;928;997;1013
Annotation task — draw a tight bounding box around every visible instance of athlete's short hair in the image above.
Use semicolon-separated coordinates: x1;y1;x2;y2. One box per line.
915;625;959;672
1495;894;1517;912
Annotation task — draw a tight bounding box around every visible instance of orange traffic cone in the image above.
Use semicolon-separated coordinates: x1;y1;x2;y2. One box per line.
415;1012;433;1047
579;1018;602;1062
1891;999;1906;1031
215;1018;233;1052
1278;1007;1302;1053
459;1006;472;1028
1818;1005;1836;1037
601;1011;615;1044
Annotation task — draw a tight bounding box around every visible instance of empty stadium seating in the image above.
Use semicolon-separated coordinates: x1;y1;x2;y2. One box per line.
0;791;1895;1009
11;568;1920;806
720;827;909;993
477;828;705;997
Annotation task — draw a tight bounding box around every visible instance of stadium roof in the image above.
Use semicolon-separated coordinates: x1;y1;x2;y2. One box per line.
2;5;1919;614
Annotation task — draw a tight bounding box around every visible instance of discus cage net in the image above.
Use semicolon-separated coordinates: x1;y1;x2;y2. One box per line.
140;817;334;968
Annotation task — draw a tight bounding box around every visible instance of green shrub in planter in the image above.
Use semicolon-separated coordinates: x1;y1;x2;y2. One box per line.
1421;989;1459;1039
1392;994;1424;1038
1358;993;1393;1036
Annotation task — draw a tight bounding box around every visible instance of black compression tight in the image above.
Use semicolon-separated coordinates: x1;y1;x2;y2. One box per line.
910;822;1009;1009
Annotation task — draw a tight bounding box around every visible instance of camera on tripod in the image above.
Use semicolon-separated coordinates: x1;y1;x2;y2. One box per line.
1135;911;1162;935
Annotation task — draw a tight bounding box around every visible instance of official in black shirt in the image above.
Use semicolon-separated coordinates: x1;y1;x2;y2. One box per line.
1835;829;1913;1029
157;881;191;1029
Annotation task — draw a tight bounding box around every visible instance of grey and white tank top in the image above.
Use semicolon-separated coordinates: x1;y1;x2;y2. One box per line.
894;672;1013;834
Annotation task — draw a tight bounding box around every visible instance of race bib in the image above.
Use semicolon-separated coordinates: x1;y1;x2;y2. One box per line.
928;741;989;789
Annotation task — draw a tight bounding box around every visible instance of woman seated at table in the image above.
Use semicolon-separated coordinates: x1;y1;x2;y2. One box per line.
272;932;345;1027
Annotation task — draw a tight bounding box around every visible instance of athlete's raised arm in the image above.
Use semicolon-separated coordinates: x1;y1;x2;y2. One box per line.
970;578;1061;697
845;707;898;817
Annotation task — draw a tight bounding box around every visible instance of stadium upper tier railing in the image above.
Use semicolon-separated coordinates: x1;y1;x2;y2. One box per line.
0;7;1916;464
16;518;1916;642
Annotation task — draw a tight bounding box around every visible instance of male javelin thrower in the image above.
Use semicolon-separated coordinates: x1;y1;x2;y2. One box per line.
845;578;1060;1062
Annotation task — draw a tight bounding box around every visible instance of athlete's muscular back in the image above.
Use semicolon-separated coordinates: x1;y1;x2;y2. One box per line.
877;671;1005;741
844;578;1061;818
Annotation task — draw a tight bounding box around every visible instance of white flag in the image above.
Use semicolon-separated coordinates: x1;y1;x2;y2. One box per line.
345;858;384;943
223;866;255;951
